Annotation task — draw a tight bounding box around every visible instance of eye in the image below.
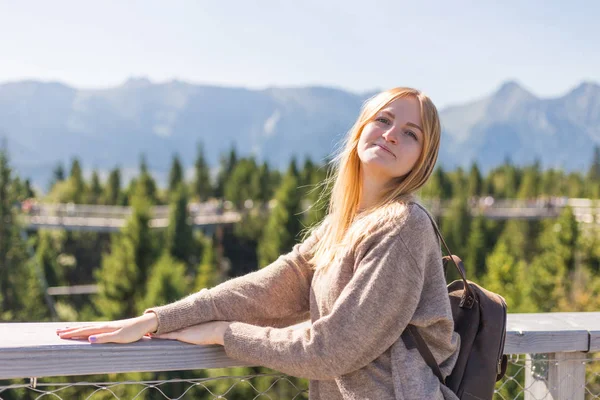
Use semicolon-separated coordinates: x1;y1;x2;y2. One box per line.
374;117;392;125
405;130;418;141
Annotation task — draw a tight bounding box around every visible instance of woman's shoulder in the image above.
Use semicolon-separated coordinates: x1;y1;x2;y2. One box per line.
369;201;436;239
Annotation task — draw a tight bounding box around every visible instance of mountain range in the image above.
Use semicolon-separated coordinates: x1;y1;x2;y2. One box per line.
0;78;598;188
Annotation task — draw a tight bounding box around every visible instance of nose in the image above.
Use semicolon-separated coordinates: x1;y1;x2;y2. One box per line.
382;128;398;145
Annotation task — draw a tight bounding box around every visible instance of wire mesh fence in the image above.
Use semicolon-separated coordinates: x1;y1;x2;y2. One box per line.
1;355;599;400
495;353;600;399
0;369;309;400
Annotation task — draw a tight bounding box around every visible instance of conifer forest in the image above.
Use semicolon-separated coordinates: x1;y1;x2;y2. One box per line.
1;143;600;399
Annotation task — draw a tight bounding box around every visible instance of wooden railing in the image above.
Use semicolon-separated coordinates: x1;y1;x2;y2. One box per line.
1;312;599;399
16;198;600;233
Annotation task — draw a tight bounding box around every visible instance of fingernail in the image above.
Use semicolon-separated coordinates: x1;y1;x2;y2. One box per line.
89;336;97;343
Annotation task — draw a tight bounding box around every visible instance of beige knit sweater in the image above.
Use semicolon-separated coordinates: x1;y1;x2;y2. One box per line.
148;203;460;400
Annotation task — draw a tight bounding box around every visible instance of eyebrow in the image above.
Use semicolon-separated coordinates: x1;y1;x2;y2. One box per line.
381;110;424;133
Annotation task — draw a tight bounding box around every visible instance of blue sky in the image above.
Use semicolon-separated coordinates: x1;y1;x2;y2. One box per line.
1;0;598;108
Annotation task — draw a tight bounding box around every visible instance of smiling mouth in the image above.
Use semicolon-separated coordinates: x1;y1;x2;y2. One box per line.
374;144;395;158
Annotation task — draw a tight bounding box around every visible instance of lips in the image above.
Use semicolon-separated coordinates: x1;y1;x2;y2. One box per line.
374;143;395;158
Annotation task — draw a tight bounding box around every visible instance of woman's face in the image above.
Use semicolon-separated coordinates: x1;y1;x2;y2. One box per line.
357;96;424;183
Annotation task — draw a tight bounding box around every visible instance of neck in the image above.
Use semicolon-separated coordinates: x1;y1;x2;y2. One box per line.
358;169;388;211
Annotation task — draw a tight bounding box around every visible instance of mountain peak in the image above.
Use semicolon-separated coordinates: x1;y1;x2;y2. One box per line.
494;80;536;100
569;81;600;97
122;77;152;88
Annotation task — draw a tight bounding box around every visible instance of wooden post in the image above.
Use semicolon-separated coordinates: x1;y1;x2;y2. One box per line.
525;352;586;400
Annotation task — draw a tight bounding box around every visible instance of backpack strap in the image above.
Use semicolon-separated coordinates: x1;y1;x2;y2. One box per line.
401;202;475;384
401;325;445;384
410;202;475;305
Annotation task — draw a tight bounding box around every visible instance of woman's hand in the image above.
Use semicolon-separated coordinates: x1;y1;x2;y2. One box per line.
152;321;231;346
56;313;158;344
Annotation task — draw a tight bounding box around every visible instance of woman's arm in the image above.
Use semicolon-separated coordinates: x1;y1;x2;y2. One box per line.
146;222;326;334
57;222;327;343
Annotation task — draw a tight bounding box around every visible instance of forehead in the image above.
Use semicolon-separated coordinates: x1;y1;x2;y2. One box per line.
379;96;421;123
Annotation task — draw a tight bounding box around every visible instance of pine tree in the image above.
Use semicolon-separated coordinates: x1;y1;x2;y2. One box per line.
465;215;487;279
300;157;315;189
23;179;35;198
523;209;577;312
588;145;600;182
587;145;600;198
36;232;62;288
258;162;272;202
0;147;48;321
193;142;212;201
105;167;122;205
467;162;482;199
88;170;103;204
517;164;540;199
215;146;238;198
224;158;260;208
420;166;450;199
440;197;471;258
95;192;157;319
503;161;518;198
195;236;220;290
165;185;195;268
168;153;184;193
257;172;302;266
136;155;158;204
69;158;86;203
140;253;189;312
304;162;330;227
49;162;66;191
483;241;533;313
287;156;299;180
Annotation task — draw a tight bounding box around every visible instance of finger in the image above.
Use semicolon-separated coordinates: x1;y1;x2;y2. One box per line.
58;326;115;339
89;330;129;344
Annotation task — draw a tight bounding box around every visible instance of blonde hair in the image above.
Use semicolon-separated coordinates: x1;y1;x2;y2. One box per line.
308;87;441;271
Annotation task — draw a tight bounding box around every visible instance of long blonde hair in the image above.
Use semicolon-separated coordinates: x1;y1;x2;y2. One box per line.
308;87;441;271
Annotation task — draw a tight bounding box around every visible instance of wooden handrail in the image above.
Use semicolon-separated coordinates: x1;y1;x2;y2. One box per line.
1;312;599;380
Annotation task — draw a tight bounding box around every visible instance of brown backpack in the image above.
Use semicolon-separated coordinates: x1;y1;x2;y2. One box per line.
402;204;508;400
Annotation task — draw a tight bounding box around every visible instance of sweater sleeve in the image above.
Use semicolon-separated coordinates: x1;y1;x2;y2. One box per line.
146;223;325;334
222;213;431;380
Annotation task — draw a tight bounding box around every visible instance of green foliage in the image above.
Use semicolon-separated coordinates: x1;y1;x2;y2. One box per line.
140;253;189;312
0;148;48;321
420;166;451;199
517;163;540;199
303;163;331;227
195;236;220;291
95;194;157;319
105;167;122;205
440;197;471;258
193;142;212;201
133;155;158;204
483;241;533;312
258;161;273;202
258;172;302;266
36;231;62;287
215;146;238;198
69;158;86;203
165;185;195;267
168;153;184;192
465;215;486;279
588;145;600;187
224;157;261;208
88;170;103;204
467;162;482;198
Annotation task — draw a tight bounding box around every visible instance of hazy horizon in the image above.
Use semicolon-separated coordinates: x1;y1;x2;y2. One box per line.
1;1;599;108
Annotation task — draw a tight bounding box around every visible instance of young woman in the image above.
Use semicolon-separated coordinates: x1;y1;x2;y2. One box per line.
57;87;460;400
